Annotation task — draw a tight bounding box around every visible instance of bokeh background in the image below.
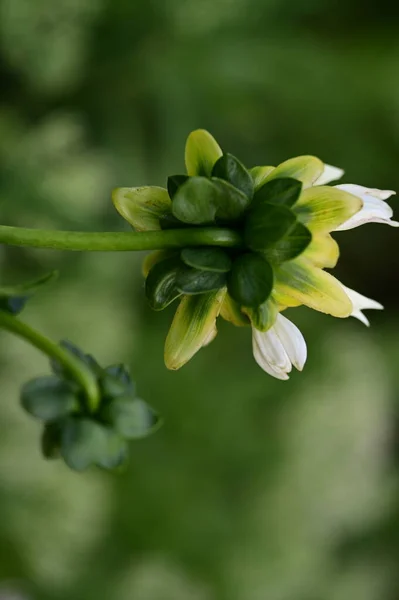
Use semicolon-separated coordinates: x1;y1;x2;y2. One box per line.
0;0;399;598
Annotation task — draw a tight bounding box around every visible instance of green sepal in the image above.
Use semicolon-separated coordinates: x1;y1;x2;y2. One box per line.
145;255;182;310
21;376;79;421
227;254;274;308
172;177;249;225
252;177;302;209
211;153;254;198
176;266;226;295
61;417;128;472
51;340;102;380
185;129;223;177
41;421;62;459
0;271;58;315
104;396;162;440
244;299;278;332
167;175;190;199
264;222;312;263
99;364;135;400
245;203;297;251
181;247;232;273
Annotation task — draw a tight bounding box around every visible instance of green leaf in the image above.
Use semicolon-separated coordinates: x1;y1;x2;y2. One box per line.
211;178;251;222
264;222;312;263
244;299;278;332
252;178;302;209
61;418;128;472
262;155;324;188
41;422;62;459
100;364;135;400
176;266;226;295
145;255;182;310
227;254;274;308
21;376;79;421
0;271;58;315
112;186;172;231
167;175;189;199
51;340;102;380
185;129;223;176
181;247;232;273
245;203;297;251
212;153;254;198
106;396;161;440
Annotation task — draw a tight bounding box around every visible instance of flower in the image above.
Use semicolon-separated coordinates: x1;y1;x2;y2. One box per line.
112;130;396;379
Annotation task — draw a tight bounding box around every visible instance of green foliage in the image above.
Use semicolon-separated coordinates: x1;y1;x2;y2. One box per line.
227;253;274;307
181;247;232;272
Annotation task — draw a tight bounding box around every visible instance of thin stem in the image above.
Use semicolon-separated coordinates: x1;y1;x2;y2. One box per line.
0;226;243;252
0;311;100;412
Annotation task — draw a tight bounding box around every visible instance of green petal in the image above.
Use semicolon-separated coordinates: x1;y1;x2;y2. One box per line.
112;186;172;231
220;293;250;327
250;166;275;191
303;233;340;268
263;156;324;188
294;186;362;233
274;258;352;317
185;129;223;177
164;289;225;370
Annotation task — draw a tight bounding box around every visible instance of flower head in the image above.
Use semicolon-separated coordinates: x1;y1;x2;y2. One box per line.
113;130;396;379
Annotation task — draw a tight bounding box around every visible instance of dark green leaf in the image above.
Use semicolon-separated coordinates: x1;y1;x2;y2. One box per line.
0;271;58;315
176;266;226;295
212;153;254;198
21;376;79;421
159;213;189;230
167;174;189;199
245;203;297;251
253;177;302;209
211;178;251;222
227;254;274;308
181;247;232;273
41;422;62;459
105;396;162;440
264;222;312;263
61;418;128;472
145;255;182;310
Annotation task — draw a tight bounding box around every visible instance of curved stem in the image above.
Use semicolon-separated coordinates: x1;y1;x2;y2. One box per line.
0;226;243;252
0;311;100;412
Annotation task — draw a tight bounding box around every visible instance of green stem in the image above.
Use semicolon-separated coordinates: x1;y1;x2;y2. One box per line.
0;225;242;252
0;311;100;412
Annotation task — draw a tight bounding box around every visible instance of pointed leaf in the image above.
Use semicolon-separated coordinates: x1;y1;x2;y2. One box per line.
112;186;172;231
105;396;161;440
294;186;362;233
185;129;223;176
145;255;182;310
181;247;232;273
252;177;302;209
245;203;297;251
212;153;254;198
176;266;226;295
264;222;312;263
0;271;58;315
164;289;225;370
227;254;273;308
167;174;190;199
250;166;275;191
263;156;324;188
21;376;79;421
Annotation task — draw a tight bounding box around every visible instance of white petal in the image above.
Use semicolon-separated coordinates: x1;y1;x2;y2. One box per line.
314;164;345;186
252;314;307;379
335;184;398;230
273;313;307;371
341;285;383;327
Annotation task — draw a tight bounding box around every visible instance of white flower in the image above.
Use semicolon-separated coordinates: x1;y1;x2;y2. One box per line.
334;184;398;230
252;313;307;380
314;164;345;186
341;285;383;327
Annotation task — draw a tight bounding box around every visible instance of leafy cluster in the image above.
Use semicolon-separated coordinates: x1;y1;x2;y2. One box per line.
145;150;312;330
21;342;161;472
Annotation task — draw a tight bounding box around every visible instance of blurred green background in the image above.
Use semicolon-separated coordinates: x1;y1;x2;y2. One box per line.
0;0;399;598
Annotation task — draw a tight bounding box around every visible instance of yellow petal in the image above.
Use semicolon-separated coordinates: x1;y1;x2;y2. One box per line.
112;186;171;231
303;232;340;268
249;166;275;191
294;186;362;233
220;292;250;327
185;129;223;177
274;258;352;317
264;156;324;188
164;289;225;370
